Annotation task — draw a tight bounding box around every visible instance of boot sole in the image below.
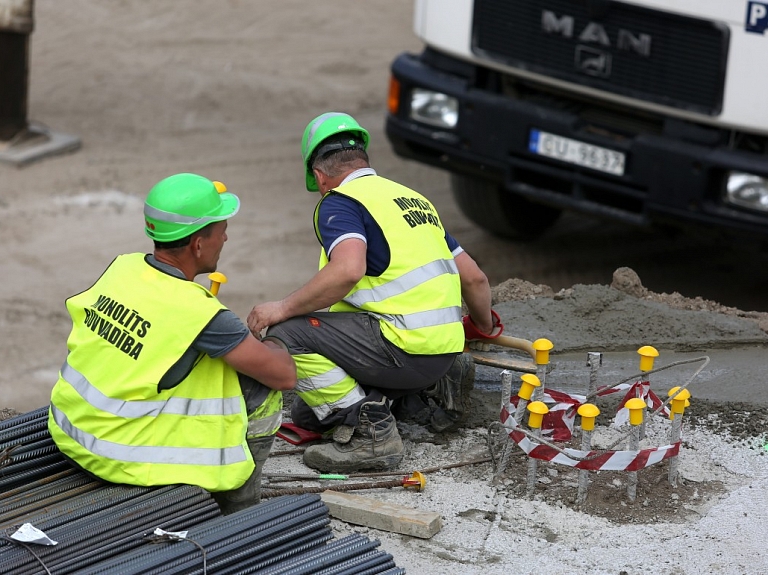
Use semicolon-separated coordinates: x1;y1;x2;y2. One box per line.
304;451;404;474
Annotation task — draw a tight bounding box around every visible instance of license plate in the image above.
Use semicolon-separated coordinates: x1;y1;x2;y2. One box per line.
529;129;626;176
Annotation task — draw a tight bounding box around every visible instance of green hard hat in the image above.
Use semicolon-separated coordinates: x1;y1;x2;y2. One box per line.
144;173;240;242
301;112;369;192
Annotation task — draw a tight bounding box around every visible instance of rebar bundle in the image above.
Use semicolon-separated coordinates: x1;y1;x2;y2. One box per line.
0;408;406;574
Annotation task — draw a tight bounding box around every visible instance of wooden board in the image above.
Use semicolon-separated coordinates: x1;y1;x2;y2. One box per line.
470;351;537;372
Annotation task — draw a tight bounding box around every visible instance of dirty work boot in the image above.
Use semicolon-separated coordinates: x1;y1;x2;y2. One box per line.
391;393;433;426
302;399;404;473
424;352;475;432
212;435;274;515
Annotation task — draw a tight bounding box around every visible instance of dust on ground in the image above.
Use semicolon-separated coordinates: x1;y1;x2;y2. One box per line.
0;268;768;538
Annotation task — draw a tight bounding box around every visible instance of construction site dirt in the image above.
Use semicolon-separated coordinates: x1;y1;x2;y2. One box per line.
2;2;768;574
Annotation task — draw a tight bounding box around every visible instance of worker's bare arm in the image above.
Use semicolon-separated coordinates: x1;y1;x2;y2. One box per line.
454;251;494;334
222;335;296;391
247;238;366;334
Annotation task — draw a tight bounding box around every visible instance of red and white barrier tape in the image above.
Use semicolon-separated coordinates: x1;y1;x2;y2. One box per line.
610;381;671;427
500;405;680;471
509;381;672;442
509;388;583;442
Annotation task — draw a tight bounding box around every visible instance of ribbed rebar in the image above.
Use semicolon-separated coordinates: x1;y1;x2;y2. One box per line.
0;428;52;451
0;468;77;502
0;420;50;448
0;408;406;574
53;501;221;574
222;526;334;575
0;458;71;490
152;516;334;575
314;550;395;575
0;405;49;433
132;499;331;575
0;485;219;575
0;477;100;527
259;534;382;575
261;478;408;498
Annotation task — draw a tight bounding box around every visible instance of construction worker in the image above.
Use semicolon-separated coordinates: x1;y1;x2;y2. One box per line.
247;112;502;473
48;173;296;515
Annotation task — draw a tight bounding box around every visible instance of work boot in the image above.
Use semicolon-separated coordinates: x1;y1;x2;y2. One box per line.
302;399;404;473
391;393;432;426
212;435;274;515
424;352;475;432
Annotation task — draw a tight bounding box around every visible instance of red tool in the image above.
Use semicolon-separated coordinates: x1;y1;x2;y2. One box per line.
276;422;322;445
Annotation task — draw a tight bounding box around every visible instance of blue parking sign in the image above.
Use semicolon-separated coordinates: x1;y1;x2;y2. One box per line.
747;1;768;34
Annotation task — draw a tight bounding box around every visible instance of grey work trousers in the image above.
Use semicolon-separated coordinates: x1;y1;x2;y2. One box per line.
211;434;274;515
266;311;457;432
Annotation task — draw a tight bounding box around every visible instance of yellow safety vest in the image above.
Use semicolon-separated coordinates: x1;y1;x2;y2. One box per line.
48;253;255;492
314;175;464;355
246;389;283;439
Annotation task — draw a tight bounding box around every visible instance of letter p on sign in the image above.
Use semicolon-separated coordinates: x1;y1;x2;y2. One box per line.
747;1;768;34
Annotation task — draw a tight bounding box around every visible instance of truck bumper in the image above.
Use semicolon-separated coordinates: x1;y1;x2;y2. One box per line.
385;51;768;237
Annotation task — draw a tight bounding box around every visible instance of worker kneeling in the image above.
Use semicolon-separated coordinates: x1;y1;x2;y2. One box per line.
247;112;501;473
48;173;297;515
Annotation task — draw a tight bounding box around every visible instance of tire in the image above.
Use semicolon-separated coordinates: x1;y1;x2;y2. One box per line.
450;174;562;240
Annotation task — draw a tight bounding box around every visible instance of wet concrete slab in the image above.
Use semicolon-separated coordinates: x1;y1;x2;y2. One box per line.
476;345;768;407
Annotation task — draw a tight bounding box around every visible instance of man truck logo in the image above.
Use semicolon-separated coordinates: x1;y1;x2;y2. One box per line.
746;2;768;34
575;46;611;77
542;10;652;63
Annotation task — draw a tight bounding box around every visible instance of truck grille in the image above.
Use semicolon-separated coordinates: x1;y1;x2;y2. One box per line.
472;0;729;116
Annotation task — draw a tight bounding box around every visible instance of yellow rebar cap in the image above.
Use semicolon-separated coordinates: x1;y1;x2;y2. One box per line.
518;373;541;400
532;338;554;365
577;403;600;431
637;345;659;372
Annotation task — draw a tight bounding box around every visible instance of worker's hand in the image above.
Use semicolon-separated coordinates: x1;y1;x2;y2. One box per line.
463;310;504;340
247;301;285;337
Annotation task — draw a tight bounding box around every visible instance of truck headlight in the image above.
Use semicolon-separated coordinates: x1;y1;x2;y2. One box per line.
726;172;768;212
409;89;458;128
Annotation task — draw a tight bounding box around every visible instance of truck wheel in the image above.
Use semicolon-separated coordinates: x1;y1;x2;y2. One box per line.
450;175;561;239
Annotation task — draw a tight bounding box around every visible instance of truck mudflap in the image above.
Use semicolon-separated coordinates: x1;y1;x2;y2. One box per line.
385;51;768;237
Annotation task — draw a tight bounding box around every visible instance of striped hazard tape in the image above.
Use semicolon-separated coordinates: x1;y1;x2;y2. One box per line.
510;388;583;442
607;381;671;427
500;405;680;471
510;381;672;442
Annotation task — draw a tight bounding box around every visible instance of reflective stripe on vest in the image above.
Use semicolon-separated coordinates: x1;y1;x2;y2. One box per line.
343;258;458;308
372;306;463;331
246;390;283;438
294;354;366;420
50;403;248;466
61;360;242;418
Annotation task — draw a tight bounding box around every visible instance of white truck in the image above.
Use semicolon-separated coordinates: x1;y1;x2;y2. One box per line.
385;0;768;239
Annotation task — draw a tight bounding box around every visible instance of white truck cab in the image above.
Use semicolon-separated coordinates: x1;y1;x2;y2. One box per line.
386;0;768;238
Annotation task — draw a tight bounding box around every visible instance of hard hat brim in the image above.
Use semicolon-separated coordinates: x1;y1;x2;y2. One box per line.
217;192;240;220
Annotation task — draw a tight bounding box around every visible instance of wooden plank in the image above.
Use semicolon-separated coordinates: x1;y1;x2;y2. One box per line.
470;351;536;372
320;490;442;539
